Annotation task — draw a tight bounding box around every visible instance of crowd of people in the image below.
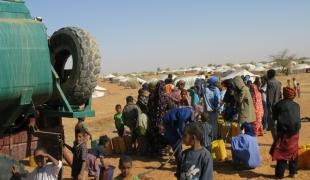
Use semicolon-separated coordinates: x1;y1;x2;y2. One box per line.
13;70;302;180
115;69;301;179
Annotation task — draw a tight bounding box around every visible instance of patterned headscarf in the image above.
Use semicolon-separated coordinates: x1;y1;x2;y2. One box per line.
283;87;296;99
176;80;186;89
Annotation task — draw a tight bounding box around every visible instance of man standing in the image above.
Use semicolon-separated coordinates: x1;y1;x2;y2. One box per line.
266;69;282;139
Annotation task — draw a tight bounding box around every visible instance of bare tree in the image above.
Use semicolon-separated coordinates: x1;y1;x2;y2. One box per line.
270;49;296;74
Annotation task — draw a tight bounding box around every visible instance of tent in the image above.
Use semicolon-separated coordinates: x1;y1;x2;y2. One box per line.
293;64;310;70
95;85;107;91
174;75;205;89
103;74;116;79
252;66;266;72
223;69;258;82
92;91;105;99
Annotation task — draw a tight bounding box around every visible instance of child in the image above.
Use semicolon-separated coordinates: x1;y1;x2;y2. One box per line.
75;117;93;141
297;83;301;98
66;130;88;180
87;135;110;180
114;104;125;137
176;122;213;180
201;112;212;152
270;87;301;179
12;147;62;180
114;156;139;180
179;89;190;106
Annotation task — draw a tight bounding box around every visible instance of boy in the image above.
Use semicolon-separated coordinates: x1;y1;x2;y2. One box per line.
75;117;93;141
176;122;213;180
114;104;125;137
65;130;88;180
12;147;62;180
88;135;110;180
270;87;301;179
123;96;141;153
114;156;139;180
297;83;301;98
201;113;212;152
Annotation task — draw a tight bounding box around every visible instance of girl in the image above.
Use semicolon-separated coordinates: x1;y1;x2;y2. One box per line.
176;122;213;180
179;89;190;107
270;87;301;179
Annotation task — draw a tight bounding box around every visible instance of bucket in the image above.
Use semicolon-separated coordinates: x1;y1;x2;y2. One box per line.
100;165;115;180
28;155;36;167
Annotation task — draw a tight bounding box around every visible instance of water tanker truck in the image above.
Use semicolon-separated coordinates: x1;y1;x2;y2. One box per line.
0;0;101;178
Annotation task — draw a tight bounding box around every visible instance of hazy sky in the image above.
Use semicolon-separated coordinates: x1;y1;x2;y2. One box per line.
26;0;310;74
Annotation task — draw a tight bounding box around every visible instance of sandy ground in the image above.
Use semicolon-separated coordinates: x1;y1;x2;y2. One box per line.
57;73;310;179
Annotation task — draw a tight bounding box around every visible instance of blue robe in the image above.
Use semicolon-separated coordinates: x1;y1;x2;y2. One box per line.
231;134;261;168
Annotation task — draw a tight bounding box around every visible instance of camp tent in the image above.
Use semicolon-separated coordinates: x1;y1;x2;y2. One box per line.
174;75;205;89
223;69;258;82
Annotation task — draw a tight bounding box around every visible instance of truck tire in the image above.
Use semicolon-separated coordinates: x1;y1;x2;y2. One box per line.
49;27;101;105
0;154;27;180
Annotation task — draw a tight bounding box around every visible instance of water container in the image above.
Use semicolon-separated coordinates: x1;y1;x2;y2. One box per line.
231;122;240;137
211;139;227;161
100;165;115;180
28;155;36;167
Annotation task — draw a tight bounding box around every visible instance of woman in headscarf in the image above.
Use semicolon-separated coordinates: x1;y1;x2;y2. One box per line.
179;89;190;106
222;79;238;121
249;82;264;136
232;76;256;125
137;89;149;114
270;87;301;179
203;76;221;140
146;80;171;155
231;122;261;169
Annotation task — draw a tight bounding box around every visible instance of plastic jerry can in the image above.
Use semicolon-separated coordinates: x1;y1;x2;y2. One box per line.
211;139;227;161
231;122;240;137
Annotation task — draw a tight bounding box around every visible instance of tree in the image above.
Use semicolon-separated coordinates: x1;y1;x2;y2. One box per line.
270;49;296;74
157;67;162;72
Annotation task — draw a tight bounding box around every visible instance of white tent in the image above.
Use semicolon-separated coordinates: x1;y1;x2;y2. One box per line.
223;69;258;82
174;75;205;89
252;66;266;72
103;74;116;79
293;64;310;70
160;74;177;81
92;91;105;99
95;85;107;91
